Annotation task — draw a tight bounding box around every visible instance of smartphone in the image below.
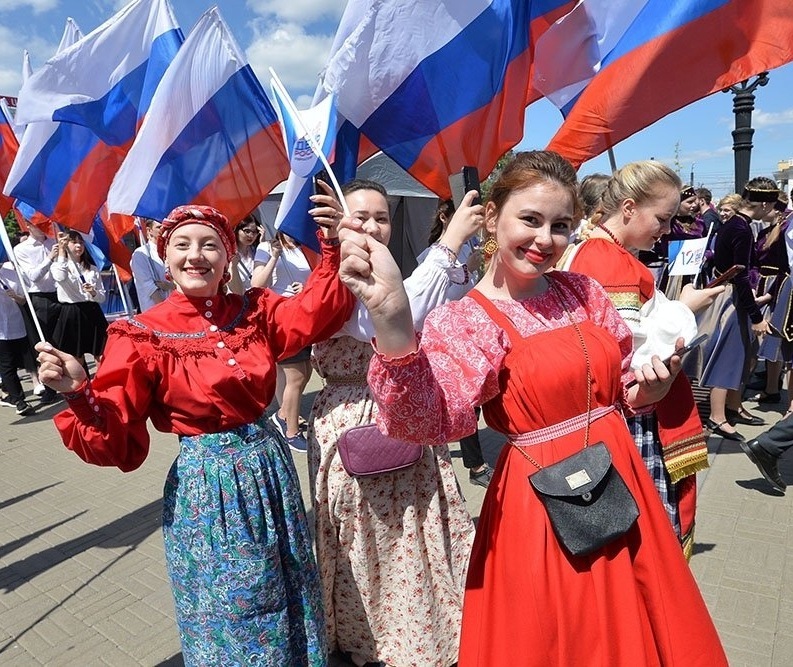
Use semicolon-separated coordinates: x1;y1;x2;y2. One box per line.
313;168;331;196
625;334;708;388
312;169;333;228
659;333;708;367
705;264;745;288
449;165;481;209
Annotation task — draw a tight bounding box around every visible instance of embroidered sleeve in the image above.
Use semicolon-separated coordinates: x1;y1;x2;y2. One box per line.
368;300;507;444
53;320;159;472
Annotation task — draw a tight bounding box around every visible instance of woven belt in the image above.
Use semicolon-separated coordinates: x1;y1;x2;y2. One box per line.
510;405;617;447
323;374;368;386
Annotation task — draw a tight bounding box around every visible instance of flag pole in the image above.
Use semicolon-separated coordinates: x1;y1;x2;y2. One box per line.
695;221;716;288
111;264;133;319
269;68;350;217
0;222;46;342
607;147;617;172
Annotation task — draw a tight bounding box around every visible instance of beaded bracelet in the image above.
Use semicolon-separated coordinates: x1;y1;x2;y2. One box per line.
317;229;341;246
434;243;459;264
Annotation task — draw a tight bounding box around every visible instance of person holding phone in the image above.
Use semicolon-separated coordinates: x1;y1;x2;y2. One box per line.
560;160;722;555
340;151;726;666
252;231;315;452
50;230;109;375
698;178;778;440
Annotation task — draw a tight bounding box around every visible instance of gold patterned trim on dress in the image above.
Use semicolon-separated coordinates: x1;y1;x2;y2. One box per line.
606;290;642;311
664;432;710;483
681;525;695;562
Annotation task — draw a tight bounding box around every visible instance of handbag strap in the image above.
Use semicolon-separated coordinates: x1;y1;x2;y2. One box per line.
509;275;593;471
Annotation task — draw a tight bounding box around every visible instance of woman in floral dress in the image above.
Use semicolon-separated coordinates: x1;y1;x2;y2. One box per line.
308;179;480;667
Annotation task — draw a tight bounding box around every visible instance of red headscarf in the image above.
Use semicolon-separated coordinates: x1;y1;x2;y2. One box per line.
157;205;237;261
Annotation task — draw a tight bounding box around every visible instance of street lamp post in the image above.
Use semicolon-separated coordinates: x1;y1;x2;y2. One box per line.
725;72;769;193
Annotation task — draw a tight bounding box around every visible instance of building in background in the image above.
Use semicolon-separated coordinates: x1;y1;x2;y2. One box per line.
774;158;793;195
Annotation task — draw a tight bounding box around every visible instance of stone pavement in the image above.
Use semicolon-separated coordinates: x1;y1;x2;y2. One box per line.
1;370;791;666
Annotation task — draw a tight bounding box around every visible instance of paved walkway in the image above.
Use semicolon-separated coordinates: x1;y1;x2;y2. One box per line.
1;371;791;665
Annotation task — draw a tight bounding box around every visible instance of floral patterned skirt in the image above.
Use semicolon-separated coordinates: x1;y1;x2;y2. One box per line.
163;415;326;666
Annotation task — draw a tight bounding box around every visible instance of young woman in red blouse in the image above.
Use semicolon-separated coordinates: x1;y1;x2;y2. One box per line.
35;205;354;666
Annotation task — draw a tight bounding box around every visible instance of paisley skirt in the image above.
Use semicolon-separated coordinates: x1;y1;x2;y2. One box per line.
162;415;326;666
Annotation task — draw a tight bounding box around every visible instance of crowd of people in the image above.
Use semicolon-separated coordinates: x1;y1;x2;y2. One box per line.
1;225;110;415
4;148;792;665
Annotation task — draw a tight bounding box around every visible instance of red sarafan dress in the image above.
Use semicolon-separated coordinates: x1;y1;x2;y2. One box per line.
369;272;726;666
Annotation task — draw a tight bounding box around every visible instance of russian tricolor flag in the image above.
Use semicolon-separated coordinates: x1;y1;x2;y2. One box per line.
545;0;793;167
107;7;289;226
0;100;18;218
6;0;183;231
320;0;575;198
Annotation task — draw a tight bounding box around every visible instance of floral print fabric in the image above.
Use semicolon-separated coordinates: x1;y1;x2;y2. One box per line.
163;415;326;666
308;335;475;667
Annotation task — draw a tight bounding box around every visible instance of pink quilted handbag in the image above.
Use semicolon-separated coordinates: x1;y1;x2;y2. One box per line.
337;424;423;477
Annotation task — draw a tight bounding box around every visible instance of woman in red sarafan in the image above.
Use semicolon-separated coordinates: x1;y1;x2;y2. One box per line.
339;151;727;666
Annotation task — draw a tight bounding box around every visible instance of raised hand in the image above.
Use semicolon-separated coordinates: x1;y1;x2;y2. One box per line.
309;179;343;237
338;217;416;357
438;190;485;254
35;342;88;394
679;283;725;314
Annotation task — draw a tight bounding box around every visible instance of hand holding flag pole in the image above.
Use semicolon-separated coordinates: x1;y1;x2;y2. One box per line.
269;68;349;217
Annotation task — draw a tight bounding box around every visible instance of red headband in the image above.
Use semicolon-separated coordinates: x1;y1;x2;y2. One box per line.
157;205;237;261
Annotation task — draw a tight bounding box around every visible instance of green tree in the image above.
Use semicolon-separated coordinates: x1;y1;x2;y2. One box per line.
4;209;20;244
481;149;516;201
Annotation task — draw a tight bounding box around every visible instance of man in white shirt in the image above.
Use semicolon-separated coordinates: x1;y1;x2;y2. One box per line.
130;219;172;312
0;262;35;416
13;225;62;405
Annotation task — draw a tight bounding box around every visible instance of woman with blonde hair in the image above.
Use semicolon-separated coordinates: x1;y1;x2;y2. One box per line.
560;160;721;555
718;193;743;222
